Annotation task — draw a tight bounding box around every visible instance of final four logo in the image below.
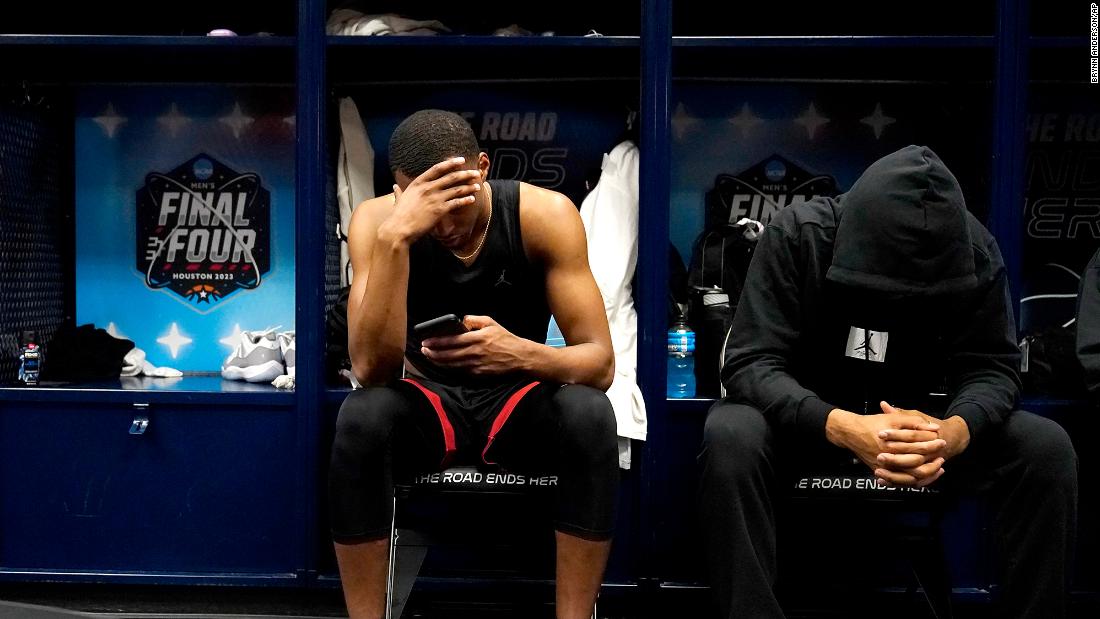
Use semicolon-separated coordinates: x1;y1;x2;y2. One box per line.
707;155;838;228
136;154;271;306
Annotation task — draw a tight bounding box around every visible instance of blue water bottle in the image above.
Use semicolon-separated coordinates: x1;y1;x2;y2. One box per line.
667;317;696;398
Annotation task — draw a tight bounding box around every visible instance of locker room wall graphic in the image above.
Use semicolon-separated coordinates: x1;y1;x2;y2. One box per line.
342;83;634;209
74;86;296;372
669;82;993;266
1019;85;1100;333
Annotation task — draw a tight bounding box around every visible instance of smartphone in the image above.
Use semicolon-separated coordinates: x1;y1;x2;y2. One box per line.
414;314;469;340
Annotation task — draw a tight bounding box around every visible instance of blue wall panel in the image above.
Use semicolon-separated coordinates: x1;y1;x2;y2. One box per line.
75;86;296;372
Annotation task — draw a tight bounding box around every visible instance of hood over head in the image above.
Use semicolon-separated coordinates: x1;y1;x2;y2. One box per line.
827;145;978;296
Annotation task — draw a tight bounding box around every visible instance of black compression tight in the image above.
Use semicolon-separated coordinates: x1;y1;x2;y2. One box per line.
328;383;619;542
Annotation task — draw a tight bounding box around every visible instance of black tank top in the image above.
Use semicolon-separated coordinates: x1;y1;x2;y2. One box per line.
405;180;551;385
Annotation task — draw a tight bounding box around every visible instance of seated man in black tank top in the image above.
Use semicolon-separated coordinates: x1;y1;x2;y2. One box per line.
329;109;618;619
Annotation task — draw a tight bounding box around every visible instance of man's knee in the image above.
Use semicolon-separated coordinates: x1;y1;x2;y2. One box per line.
332;387;401;459
554;384;617;445
700;401;772;477
703;401;771;456
1002;411;1078;487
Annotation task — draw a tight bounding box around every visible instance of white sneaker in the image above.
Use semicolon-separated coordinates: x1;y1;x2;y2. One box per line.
277;330;296;378
222;328;285;383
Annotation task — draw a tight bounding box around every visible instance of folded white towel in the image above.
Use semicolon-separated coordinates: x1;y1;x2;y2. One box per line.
121;348;146;377
119;345;182;378
141;360;183;378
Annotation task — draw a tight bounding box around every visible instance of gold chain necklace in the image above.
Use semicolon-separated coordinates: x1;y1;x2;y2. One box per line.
451;186;492;262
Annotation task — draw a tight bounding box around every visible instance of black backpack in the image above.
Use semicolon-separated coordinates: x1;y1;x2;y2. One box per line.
686;181;762;398
1019;260;1094;399
326;285;353;381
1020;323;1087;398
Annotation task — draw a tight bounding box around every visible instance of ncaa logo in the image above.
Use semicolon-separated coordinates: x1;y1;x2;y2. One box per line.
716;154;838;226
764;159;787;182
193;158;214;181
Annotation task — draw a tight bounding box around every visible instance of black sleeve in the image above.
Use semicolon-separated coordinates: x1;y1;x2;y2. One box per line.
1077;249;1100;398
721;225;835;442
943;240;1022;441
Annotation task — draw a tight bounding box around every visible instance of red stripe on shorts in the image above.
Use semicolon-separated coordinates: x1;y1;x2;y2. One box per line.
401;378;458;468
481;381;541;465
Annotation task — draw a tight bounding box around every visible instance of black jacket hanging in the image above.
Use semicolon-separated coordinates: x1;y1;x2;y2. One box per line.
40;324;135;382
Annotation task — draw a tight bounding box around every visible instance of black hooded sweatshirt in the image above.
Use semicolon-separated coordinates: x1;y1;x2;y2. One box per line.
1078;248;1100;399
722;145;1021;444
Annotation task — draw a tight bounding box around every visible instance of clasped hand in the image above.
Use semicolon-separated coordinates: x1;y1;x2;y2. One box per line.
836;401;958;488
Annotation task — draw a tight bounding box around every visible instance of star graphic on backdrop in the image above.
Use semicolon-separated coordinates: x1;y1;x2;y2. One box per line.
861;103;896;140
219;324;244;349
158;103;191;137
794;102;830;140
156;323;193;359
105;322;127;340
671;102;699;141
728;103;764;137
93;103;127;138
220;102;254;139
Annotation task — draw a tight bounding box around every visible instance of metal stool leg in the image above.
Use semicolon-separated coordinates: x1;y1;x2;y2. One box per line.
390;535;427;618
386;493;429;619
912;543;953;619
385;494;396;619
899;514;953;619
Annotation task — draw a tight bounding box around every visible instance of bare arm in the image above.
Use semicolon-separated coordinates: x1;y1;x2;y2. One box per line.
522;186;615;390
348;158;483;385
346;194;408;385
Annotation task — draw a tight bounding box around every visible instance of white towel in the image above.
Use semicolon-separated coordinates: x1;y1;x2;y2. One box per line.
118;343;182;378
337;97;376;286
579;141;647;469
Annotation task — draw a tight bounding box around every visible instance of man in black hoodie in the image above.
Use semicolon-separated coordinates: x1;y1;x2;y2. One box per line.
1078;248;1100;400
699;145;1078;617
